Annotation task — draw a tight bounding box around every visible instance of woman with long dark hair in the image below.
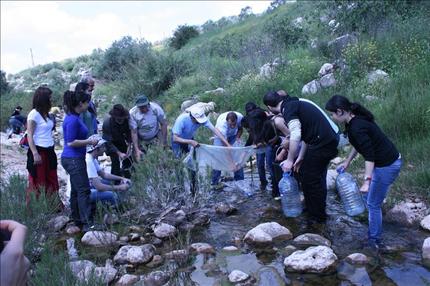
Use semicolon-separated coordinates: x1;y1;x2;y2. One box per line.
325;95;402;250
26;86;59;204
61;89;98;232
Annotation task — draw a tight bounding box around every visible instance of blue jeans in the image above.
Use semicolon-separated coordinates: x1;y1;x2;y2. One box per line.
61;157;93;227
90;189;119;207
256;146;274;186
211;136;244;185
364;158;402;243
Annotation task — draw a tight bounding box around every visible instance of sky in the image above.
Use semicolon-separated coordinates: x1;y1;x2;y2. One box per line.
1;1;271;75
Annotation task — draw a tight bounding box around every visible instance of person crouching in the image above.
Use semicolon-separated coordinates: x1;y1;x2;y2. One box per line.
85;139;131;208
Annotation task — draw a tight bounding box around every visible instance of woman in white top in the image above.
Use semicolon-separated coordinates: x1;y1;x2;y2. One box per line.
26;86;60;204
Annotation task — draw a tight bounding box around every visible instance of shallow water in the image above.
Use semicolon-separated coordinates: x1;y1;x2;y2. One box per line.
185;170;430;285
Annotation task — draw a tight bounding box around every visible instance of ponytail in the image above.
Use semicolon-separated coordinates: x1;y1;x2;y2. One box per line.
350;102;374;121
63;89;90;114
326;95;374;122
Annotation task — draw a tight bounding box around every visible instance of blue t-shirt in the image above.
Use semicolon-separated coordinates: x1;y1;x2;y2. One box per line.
62;113;88;158
171;113;215;140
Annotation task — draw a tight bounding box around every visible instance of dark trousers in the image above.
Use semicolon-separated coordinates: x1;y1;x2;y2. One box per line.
109;153;132;179
61;157;94;227
298;140;338;222
172;141;196;194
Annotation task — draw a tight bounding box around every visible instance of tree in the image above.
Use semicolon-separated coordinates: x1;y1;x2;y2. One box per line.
169;25;199;50
0;70;9;96
268;0;286;12
239;6;253;20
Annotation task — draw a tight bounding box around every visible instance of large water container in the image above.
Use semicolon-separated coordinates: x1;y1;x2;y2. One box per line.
278;172;302;217
335;170;366;216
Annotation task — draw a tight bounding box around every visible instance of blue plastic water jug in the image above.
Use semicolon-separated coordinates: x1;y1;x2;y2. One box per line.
278;172;302;217
335;169;366;216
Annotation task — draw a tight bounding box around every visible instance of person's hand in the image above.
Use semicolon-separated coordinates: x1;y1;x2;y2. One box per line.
190;140;200;148
134;148;143;162
88;138;98;146
360;181;370;193
33;152;42;165
121;178;131;186
336;161;349;173
0;220;30;286
293;157;304;172
117;184;129;191
280;159;294;173
118;152;128;160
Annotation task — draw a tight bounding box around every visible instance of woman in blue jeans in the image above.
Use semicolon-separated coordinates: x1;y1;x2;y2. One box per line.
325;95;402;250
61;87;99;232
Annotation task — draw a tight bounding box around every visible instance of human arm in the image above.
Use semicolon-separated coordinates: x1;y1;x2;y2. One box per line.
131;129;143;161
280;118;301;172
0;220;30;286
172;134;199;148
360;161;375;192
26;119;42;165
90;177;128;192
212;128;231;147
67;137;97;148
293;142;307;172
337;147;358;172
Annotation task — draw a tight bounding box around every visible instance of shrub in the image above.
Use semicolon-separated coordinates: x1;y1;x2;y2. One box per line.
169;25;200;50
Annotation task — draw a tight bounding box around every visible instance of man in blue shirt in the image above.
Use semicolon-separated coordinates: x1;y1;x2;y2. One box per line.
171;107;231;193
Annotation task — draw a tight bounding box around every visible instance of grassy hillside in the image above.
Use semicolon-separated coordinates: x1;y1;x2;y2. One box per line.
2;1;429;201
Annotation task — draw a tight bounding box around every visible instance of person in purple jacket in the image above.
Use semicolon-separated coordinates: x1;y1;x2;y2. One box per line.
61;89;98;233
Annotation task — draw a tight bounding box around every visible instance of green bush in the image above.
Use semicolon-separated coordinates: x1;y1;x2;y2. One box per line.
169;25;200;50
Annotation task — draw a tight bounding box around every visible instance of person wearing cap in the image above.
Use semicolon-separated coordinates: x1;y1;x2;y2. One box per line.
171;107;231;157
85;139;131;207
102;104;132;178
211;111;244;186
129;95;168;161
171;107;231;193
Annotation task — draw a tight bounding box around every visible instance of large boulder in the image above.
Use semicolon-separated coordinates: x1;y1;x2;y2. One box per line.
386;200;428;226
421;215;430;231
153;223;176;239
318;63;335;77
244;222;292;245
284;246;338;273
367;69;389;84
293;233;331;247
301;80;321;95
113;244;155;265
292;17;304;28
328;34;358;57
260;63;277;79
81;231;118;247
319;73;336;88
423;238;430;268
48;215;70;232
228;270;249;283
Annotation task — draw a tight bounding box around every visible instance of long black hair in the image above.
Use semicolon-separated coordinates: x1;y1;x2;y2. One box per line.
63;90;91;114
263;91;284;108
325;95;374;121
32;86;52;119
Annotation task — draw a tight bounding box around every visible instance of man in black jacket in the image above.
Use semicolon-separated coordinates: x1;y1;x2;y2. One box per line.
263;91;338;223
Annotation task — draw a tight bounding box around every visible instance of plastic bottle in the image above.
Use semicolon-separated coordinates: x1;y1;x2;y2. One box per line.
278;172;302;217
335;168;366;216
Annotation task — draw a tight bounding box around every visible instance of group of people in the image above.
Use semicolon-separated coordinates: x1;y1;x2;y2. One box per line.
19;73;401;249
